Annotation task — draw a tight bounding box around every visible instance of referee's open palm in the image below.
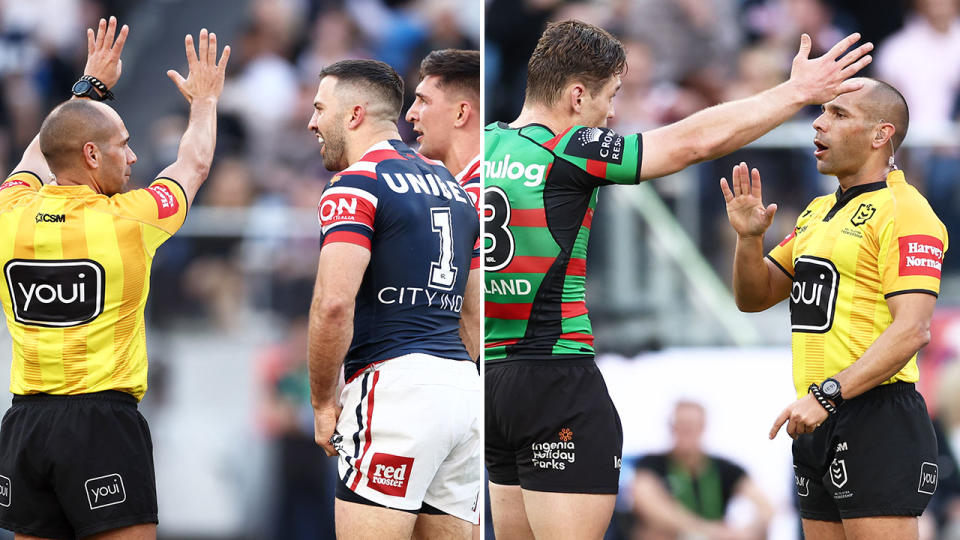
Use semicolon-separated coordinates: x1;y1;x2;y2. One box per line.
166;28;230;104
720;162;777;239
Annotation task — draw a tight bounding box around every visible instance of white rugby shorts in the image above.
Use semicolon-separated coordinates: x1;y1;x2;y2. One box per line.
334;353;481;523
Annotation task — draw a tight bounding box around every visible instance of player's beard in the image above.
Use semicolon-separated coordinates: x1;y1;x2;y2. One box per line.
321;121;349;172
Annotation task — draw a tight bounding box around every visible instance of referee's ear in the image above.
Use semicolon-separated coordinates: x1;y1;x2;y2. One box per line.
83;141;102;171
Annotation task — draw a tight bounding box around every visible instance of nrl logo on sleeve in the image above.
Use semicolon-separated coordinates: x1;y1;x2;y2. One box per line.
0;179;30;192
564;127;625;165
146;184;180;219
850;203;876;226
899;235;944;278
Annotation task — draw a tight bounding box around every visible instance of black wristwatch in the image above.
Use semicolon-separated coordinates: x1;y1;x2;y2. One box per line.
71;76;114;101
820;377;844;407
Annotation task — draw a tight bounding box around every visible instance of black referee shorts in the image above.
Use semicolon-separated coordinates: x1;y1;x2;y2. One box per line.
792;382;938;521
0;391;158;538
486;358;623;494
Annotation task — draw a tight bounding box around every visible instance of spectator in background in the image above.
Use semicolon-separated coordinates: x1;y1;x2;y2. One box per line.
258;317;336;540
631;401;773;540
876;0;960;135
930;360;960;539
876;0;960;261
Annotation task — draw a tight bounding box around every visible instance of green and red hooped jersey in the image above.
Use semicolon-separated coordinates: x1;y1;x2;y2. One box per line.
483;122;643;362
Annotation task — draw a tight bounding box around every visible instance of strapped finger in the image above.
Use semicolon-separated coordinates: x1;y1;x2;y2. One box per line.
720;178;734;202
198;28;209;65
185;34;198;65
824;32;861;61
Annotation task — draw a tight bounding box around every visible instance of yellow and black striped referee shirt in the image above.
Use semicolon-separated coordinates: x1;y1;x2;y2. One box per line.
0;171;188;400
768;170;947;398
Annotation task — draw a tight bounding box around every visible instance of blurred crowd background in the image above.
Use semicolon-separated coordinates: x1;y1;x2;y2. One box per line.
488;0;960;539
0;0;478;538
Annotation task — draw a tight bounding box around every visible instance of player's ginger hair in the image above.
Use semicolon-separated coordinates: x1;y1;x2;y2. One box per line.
38;100;113;176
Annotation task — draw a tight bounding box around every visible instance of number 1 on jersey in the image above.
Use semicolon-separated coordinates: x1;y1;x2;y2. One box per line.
429;208;458;291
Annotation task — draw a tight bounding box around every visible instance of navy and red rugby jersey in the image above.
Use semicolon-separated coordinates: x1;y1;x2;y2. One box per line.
455;154;481;214
318;140;480;381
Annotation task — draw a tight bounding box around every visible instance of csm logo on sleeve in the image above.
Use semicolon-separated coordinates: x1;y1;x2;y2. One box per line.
4;259;105;328
790;256;839;333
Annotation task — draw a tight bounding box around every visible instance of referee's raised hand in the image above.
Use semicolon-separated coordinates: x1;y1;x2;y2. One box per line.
720;162;777;239
83;16;128;91
166;28;231;105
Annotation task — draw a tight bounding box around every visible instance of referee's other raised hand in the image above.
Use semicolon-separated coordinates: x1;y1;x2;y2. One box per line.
83;16;128;91
166;28;231;105
788;32;873;105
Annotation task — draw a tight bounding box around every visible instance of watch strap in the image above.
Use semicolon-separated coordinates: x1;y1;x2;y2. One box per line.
809;383;838;416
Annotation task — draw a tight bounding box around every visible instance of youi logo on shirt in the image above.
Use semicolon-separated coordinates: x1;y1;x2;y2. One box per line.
4;259;105;327
790;256;839;333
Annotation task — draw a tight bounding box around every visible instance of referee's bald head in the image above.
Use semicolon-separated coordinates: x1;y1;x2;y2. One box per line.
859;78;910;151
39;100;118;176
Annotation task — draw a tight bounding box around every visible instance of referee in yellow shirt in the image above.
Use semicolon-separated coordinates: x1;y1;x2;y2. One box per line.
721;78;945;540
0;17;229;539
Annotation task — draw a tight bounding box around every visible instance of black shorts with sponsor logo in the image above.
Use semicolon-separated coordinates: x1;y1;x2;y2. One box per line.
485;357;623;493
792;382;938;521
0;391;158;538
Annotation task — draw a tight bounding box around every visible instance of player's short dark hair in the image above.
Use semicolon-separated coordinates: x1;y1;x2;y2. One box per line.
865;78;909;151
526;19;626;106
38;100;113;175
419;49;480;104
319;59;404;119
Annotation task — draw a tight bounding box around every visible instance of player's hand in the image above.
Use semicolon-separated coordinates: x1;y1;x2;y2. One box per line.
789;32;873;105
720;162;777;238
83;16;128;91
166;28;230;105
769;393;829;440
313;402;342;457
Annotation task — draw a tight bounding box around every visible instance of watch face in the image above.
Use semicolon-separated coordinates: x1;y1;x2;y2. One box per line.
822;379;839;395
72;80;93;94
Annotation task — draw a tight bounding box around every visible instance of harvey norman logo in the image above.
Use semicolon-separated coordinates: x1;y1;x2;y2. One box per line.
899;235;944;278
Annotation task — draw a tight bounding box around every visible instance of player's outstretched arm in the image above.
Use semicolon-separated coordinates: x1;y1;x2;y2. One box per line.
720;162;790;312
11;16;129;180
156;29;230;209
460;268;482;361
640;33;872;180
308;243;370;457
